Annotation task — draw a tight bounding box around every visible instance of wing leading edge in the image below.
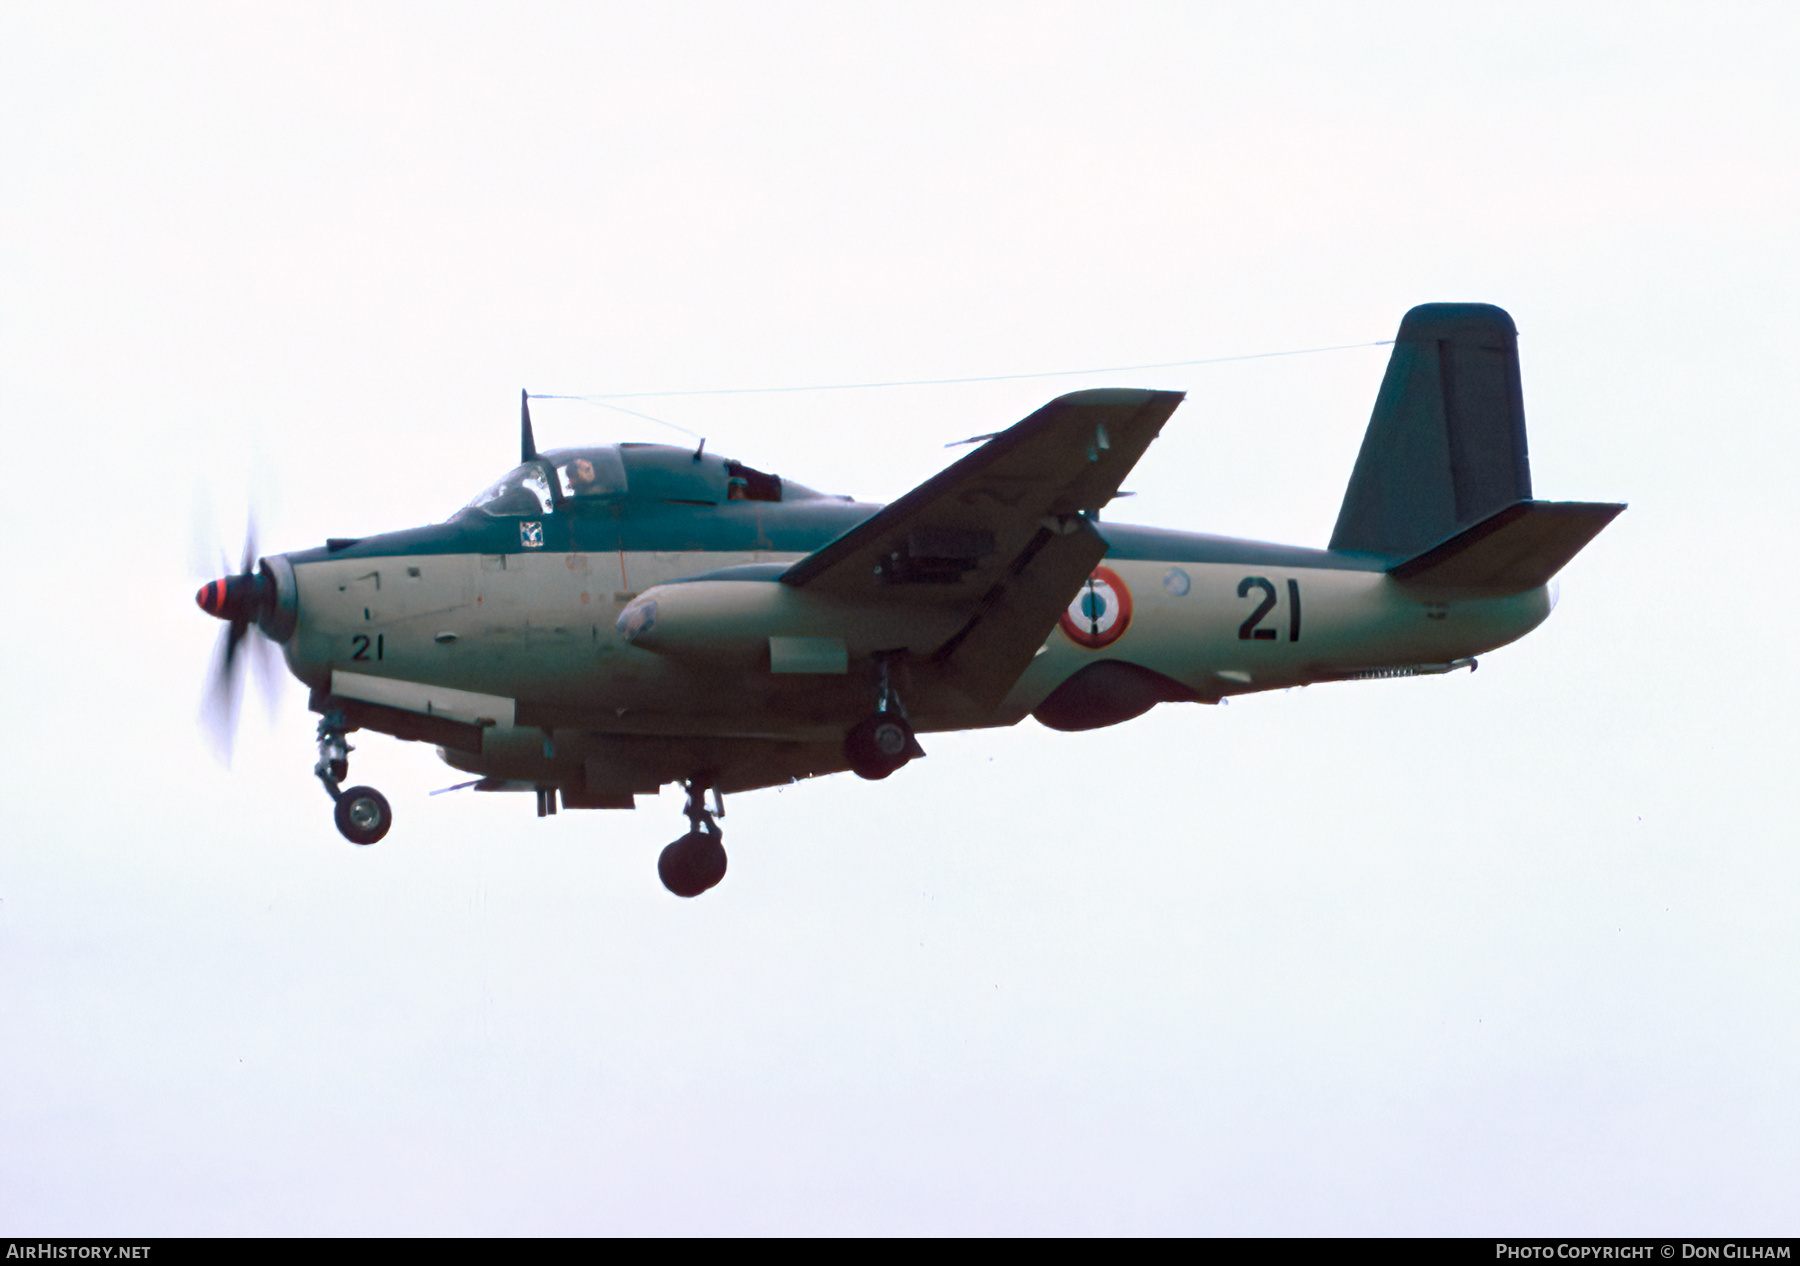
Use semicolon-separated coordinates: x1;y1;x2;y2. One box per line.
781;388;1185;708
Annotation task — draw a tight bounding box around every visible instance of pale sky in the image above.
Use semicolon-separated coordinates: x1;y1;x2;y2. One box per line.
2;2;1796;1234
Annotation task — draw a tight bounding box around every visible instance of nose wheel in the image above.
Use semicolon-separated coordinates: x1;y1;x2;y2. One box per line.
659;780;727;898
333;786;392;845
315;710;393;846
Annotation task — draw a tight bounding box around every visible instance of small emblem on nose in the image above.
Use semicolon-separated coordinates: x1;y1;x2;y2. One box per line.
520;521;544;548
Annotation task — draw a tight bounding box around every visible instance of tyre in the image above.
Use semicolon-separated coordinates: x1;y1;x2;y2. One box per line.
659;829;728;897
334;786;392;846
845;714;914;780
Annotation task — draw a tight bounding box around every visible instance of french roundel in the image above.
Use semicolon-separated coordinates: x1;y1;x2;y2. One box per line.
1059;566;1133;649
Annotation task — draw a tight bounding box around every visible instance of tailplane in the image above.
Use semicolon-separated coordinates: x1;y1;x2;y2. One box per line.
1389;499;1624;593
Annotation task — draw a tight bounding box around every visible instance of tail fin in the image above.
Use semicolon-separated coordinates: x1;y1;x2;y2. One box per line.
1330;303;1532;558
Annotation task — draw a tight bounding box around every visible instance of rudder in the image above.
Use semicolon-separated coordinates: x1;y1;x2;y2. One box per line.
1329;303;1532;558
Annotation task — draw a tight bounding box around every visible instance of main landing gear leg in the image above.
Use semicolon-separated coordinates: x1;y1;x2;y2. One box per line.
315;709;391;846
658;780;727;898
845;656;926;781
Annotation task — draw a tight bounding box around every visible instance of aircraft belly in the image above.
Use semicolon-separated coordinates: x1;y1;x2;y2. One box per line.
443;726;851;798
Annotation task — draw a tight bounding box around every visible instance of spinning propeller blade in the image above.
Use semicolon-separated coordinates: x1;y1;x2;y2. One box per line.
195;509;279;765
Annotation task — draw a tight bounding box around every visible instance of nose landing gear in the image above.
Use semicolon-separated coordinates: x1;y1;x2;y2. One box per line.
658;780;727;898
315;709;392;846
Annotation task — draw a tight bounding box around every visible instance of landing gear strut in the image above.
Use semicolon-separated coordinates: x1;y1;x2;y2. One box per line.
845;656;925;780
658;780;727;898
315;709;391;846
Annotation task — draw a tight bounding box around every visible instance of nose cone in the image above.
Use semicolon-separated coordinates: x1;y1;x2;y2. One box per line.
196;574;264;622
196;578;229;619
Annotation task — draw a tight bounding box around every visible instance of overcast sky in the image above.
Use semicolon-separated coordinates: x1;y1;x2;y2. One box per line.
2;2;1796;1235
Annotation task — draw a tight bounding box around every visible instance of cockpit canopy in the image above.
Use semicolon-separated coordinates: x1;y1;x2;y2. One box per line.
464;447;629;516
461;443;820;517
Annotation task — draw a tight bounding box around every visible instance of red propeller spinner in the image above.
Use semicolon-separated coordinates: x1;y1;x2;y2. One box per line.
196;574;265;623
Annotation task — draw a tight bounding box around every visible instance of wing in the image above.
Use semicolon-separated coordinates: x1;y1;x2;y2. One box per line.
782;387;1185;709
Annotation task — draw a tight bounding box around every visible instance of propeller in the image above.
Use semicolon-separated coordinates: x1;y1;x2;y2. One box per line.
194;511;282;764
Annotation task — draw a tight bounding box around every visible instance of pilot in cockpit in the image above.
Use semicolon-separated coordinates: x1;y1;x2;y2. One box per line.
564;456;601;495
553;449;629;501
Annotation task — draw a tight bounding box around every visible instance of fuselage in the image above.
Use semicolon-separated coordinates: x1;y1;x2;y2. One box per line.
266;442;1550;800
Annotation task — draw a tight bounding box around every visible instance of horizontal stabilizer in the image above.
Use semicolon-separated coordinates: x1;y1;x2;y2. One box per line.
1389;500;1625;592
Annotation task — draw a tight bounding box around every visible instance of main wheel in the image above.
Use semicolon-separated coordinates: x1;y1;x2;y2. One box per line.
658;829;728;898
845;714;914;780
334;786;392;846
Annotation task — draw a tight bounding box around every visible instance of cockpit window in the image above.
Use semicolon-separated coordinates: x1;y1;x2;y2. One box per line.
726;460;782;503
465;464;555;516
463;448;628;518
548;446;629;500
